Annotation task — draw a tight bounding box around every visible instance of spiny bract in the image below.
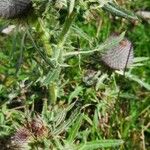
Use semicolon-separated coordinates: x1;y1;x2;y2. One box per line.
101;35;134;70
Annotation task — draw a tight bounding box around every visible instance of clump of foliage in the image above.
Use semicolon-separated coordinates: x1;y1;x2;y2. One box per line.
0;0;150;149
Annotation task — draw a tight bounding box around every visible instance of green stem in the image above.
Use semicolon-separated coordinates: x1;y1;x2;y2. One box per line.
49;12;76;104
58;12;76;48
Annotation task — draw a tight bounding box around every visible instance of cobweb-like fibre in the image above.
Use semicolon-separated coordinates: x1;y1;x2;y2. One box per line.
0;0;32;19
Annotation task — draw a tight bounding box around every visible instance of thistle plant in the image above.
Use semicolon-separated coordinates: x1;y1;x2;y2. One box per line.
0;0;150;150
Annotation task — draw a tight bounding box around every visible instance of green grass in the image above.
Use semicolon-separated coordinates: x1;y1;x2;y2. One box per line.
0;0;150;149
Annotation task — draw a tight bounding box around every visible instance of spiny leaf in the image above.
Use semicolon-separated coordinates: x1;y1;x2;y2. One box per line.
43;67;61;85
69;0;75;15
67;114;83;142
52;107;81;136
64;32;125;57
102;2;138;20
116;71;150;90
78;139;124;150
71;25;92;43
68;86;83;103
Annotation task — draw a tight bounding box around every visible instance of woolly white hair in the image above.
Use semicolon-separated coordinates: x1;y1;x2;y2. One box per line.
0;0;32;19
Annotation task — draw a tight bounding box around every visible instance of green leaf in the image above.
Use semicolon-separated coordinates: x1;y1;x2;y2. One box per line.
72;25;92;43
54;108;67;127
0;52;9;60
67;114;83;142
102;2;138;20
78;140;124;150
68;86;83;103
133;57;149;63
116;71;150;91
64;31;125;57
58;12;76;47
52;107;80;136
53;102;77;127
69;0;75;15
43;67;61;85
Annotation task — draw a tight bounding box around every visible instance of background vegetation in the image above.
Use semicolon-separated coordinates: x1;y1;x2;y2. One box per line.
0;0;150;149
